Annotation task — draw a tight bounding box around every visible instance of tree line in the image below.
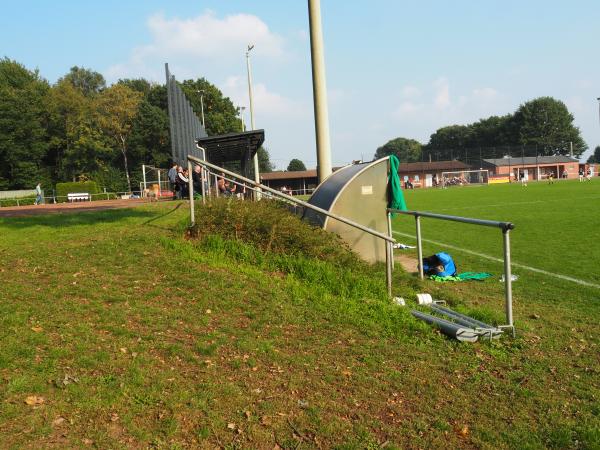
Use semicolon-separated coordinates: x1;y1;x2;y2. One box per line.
0;58;274;192
375;96;589;163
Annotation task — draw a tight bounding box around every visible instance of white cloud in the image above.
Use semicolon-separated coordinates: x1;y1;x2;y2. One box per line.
106;10;284;81
393;101;424;118
401;85;421;98
472;87;499;102
221;75;309;119
389;77;509;142
433;77;450;110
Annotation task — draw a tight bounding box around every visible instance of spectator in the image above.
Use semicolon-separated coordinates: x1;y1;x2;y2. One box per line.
579;169;584;182
520;172;528;187
34;182;43;205
168;162;178;199
192;165;204;196
176;167;189;198
586;168;592;181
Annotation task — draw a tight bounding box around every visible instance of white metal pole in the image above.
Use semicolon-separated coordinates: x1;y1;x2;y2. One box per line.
142;164;147;197
246;46;261;198
158;170;161;198
387;212;394;270
201;94;205;129
385;238;392;297
187;160;195;225
415;215;424;280
308;0;332;184
503;230;513;329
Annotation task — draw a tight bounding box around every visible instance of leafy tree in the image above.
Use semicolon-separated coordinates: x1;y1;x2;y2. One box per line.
0;58;49;189
374;137;422;162
470;115;515;147
587;145;600;163
117;78;152;97
258;147;274;173
46;79;112;181
59;66;106;97
426;125;472;153
96;84;143;192
287;158;307;171
512;97;586;156
180;78;239;136
128;100;171;171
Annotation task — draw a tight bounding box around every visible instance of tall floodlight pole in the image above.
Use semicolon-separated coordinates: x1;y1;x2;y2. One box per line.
246;45;261;196
597;97;600;127
308;0;332;183
197;90;205;128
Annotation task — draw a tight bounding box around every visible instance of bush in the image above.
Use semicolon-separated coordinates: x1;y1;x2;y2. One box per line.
90;167;128;193
55;181;100;203
0;195;36;207
189;198;364;268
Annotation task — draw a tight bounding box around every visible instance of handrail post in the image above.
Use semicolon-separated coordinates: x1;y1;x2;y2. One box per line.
387;211;394;270
187;159;195;226
385;235;392;297
415;215;424;280
200;168;206;205
503;229;513;330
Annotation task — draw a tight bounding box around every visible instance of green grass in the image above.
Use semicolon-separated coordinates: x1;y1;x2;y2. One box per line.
0;194;598;449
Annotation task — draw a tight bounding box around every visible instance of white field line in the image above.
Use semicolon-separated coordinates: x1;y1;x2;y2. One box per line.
393;230;600;290
432;195;600;212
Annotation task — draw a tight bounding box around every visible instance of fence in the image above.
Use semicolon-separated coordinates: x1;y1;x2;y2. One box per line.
0;190;150;207
387;208;515;335
416;144;582;167
165;64;206;165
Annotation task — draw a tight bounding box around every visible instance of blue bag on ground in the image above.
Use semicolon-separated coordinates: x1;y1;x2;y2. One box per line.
422;252;457;277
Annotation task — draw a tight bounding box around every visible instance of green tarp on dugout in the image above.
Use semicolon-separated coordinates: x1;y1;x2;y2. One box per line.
388;155;407;214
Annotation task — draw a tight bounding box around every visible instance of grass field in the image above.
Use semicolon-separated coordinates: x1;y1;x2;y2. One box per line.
395;178;600;285
0;188;599;449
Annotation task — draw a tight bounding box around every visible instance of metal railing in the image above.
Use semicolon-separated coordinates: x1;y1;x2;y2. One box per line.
387;208;515;333
0;191;150;207
186;154;397;295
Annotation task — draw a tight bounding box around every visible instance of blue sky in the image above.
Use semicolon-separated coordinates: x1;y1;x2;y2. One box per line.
2;0;599;168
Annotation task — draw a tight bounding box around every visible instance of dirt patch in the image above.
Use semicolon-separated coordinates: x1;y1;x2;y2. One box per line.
0;199;149;217
395;253;418;274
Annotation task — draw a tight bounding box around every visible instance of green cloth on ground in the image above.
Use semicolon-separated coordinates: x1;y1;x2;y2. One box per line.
430;272;493;282
388;155;407;215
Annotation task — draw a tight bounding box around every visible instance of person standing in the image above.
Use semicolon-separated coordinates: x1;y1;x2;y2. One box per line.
579;169;584;182
548;171;554;184
167;162;178;199
520;172;528;187
34;182;43;205
177;167;189;199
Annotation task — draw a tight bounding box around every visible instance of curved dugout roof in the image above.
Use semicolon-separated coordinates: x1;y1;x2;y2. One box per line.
303;158;391;263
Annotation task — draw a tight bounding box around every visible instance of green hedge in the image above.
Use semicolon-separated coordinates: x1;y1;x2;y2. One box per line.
55;181;100;203
0;195;36;207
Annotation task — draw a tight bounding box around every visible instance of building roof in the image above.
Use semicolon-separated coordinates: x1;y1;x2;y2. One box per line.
261;167;345;181
397;160;471;173
261;169;316;181
482;156;579;167
196;130;265;165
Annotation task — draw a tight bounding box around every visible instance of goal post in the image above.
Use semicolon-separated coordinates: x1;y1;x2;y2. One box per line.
140;164;173;199
441;169;489;187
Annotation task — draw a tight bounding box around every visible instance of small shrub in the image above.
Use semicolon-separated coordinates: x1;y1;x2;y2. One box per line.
55;181;100;203
189;198;363;268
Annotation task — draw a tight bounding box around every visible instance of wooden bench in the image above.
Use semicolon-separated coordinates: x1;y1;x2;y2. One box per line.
67;192;90;202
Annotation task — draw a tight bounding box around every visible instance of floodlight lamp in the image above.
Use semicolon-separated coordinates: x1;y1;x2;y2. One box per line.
247;44;254;52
